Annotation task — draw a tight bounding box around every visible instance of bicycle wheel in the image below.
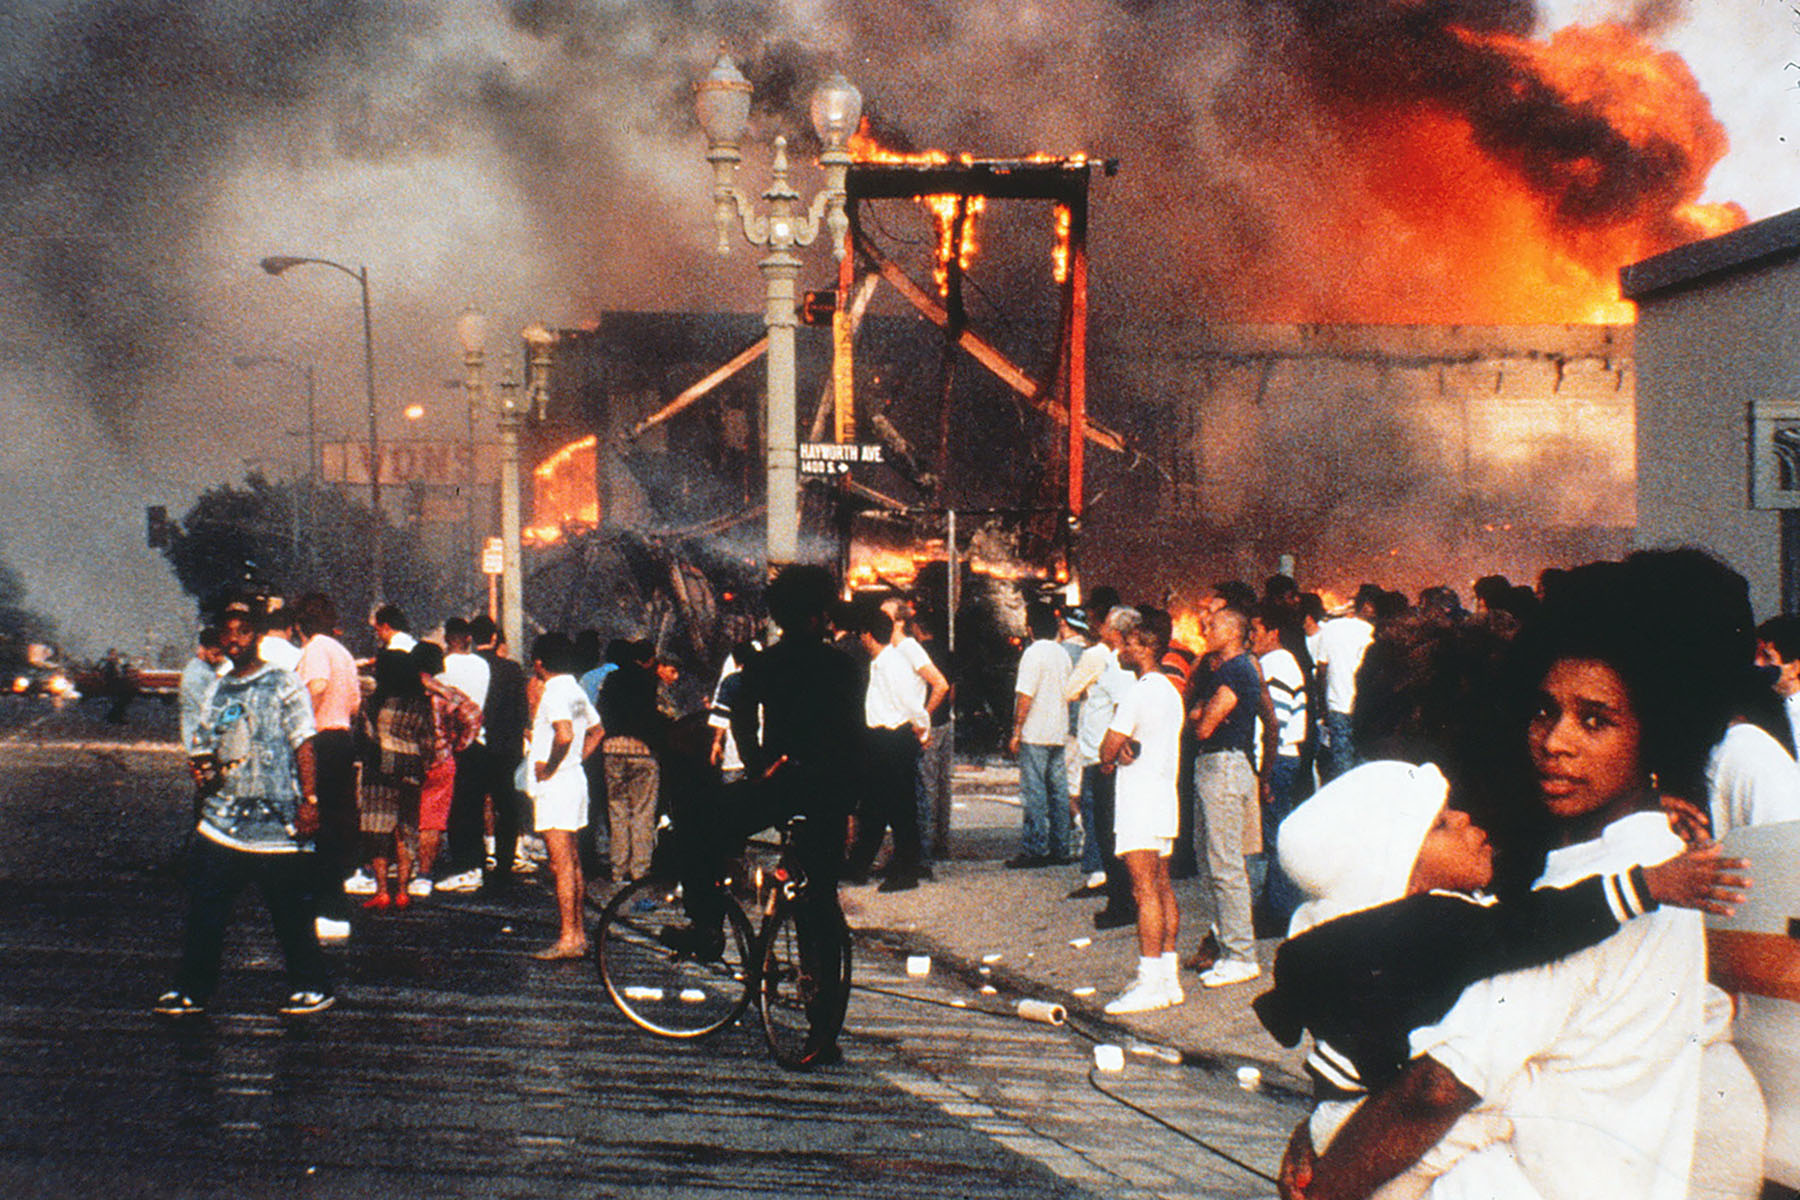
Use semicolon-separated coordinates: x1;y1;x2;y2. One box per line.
595;878;754;1038
757;901;854;1069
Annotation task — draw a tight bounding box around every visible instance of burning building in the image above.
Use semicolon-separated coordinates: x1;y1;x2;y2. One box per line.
524;313;1634;607
490;4;1750;654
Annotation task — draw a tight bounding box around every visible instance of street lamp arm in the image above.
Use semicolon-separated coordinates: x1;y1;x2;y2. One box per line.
259;249;384;603
796;185;847;252
260;255;365;285
714;184;770;251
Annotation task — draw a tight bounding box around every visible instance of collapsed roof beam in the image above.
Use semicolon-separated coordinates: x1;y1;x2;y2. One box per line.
853;231;1127;454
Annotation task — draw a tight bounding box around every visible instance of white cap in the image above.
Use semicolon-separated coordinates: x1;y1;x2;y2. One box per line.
1279;760;1449;936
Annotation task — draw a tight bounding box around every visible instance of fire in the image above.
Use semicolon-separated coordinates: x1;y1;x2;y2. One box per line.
1051;204;1072;284
1170;609;1208;655
845;543;1049;589
847;549;929;589
526;434;599;545
849;122;984;296
1283;22;1744;325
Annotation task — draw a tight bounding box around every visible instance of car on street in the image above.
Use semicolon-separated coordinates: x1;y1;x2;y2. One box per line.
9;662;78;700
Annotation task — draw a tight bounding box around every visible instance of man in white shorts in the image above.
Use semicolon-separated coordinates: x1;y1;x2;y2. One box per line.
1098;619;1187;1014
526;632;602;960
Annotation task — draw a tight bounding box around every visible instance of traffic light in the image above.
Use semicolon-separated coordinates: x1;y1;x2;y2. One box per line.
799;289;838;325
146;505;172;548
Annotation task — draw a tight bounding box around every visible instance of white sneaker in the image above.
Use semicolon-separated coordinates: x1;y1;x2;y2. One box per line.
511;856;539;875
315;916;351;941
1199;959;1261;988
343;869;378;896
406;877;434;898
1104;978;1177;1015
436;868;483;893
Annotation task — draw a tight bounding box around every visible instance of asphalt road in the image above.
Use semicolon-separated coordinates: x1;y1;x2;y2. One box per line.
0;695;1298;1199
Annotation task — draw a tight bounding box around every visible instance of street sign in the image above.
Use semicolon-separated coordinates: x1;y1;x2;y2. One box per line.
481;537;505;576
799;442;884;476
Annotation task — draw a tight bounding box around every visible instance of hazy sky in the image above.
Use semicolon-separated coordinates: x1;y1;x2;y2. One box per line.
2;0;1797;657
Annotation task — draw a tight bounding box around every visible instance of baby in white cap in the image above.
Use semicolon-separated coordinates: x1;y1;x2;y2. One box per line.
1254;761;1743;1200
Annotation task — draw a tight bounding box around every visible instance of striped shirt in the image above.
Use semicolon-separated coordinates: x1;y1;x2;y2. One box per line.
1261;648;1306;757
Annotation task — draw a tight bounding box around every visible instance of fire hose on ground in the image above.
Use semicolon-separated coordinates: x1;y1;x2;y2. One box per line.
847;953;1286;1187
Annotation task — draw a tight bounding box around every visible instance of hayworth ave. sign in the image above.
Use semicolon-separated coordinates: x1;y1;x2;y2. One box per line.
799;442;885;476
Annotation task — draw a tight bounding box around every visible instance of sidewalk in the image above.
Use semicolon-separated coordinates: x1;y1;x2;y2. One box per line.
840;758;1311;1092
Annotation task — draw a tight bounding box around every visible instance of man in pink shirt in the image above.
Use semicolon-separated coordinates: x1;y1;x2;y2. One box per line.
293;593;361;941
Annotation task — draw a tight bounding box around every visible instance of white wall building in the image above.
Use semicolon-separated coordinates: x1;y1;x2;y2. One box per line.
1623;206;1800;618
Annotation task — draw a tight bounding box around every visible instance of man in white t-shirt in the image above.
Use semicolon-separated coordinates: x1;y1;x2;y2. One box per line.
257;604;303;673
1705;719;1800;835
437;615;493;890
706;639;759;783
1066;602;1138;911
848;607;948;891
1313;587;1378;781
1098;621;1186;1014
525;632;602;960
1009;602;1074;867
371;604;417;654
1251;605;1309;931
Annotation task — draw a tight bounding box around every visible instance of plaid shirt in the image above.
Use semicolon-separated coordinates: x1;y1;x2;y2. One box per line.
422;674;481;768
358;693;434;798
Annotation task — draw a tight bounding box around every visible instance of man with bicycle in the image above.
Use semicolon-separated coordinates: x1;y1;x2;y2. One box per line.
670;567;863;1016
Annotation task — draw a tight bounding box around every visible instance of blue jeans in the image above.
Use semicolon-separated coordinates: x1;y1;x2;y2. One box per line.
1258;754;1307;931
915;719;955;864
1078;759;1105;874
1017;742;1071;858
1321;710;1357;782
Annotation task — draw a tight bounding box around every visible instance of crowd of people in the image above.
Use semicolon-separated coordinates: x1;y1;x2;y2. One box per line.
146;548;1799;1196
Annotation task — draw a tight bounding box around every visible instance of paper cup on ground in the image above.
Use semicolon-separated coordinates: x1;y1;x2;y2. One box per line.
905;955;931;977
1093;1044;1125;1072
1237;1065;1262;1090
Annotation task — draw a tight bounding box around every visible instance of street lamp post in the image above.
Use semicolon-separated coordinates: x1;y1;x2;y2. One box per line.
232;353;318;573
496;360;526;658
695;52;861;573
456;309;535;658
260;254;385;604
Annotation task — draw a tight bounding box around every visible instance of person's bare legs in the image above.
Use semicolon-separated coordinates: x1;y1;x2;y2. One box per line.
1124;850;1178;956
394;826;415;907
1106;849;1183;1011
535;829;587;957
416;828;441;880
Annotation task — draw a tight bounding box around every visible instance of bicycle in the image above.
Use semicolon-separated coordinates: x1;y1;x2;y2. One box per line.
593;815;853;1070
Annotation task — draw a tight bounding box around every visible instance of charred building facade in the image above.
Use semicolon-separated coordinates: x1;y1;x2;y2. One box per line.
524;313;1634;615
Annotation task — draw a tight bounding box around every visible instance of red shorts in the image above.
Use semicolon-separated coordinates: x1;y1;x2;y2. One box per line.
418;760;455;832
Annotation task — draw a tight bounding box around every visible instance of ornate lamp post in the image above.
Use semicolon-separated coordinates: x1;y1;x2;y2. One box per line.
695;52;861;571
260;254;385;603
456;309;533;658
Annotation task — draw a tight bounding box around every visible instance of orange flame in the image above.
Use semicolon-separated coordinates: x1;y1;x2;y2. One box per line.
846;542;1049;589
526;434;599;545
850;122;985;296
1170;609;1208;656
1051;204;1072;284
1270;22;1745;325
